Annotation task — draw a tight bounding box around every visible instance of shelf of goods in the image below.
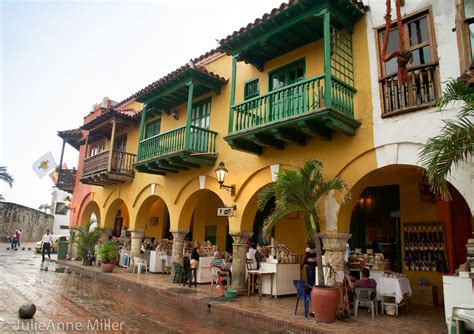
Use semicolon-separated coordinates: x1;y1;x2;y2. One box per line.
149;251;172;273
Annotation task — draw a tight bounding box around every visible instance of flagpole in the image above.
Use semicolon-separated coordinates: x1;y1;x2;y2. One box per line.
57;139;66;186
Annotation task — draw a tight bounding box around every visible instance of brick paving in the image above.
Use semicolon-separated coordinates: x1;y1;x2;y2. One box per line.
0;243;448;333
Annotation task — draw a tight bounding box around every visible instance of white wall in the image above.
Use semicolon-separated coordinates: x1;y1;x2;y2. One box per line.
365;0;474;214
51;188;72;235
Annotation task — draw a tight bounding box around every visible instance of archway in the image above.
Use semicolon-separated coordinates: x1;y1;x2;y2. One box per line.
79;201;101;228
345;164;472;305
179;189;231;252
135;195;171;240
104;198;130;237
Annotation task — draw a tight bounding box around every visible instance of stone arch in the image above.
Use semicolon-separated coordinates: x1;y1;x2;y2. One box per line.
177;189;231;250
237;163;293;232
103;198;130;232
133;194;171;239
132;183;168;208
174;175;227;205
79;200;101;228
336;142;474;232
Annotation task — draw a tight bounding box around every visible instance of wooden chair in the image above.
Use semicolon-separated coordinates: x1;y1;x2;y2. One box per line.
246;259;260;296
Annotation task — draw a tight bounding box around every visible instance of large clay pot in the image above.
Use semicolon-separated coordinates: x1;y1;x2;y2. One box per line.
101;263;115;273
311;286;340;323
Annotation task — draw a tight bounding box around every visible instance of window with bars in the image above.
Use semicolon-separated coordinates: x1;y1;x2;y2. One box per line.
145;118;161;139
244;78;259;100
377;10;439;116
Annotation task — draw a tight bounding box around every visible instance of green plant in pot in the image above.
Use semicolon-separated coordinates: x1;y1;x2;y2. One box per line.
71;221;101;266
98;241;118;273
258;159;349;323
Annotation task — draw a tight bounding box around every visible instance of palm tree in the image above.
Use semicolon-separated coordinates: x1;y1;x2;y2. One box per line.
72;221;102;263
419;80;474;198
0;166;14;200
258;159;349;287
38;204;51;213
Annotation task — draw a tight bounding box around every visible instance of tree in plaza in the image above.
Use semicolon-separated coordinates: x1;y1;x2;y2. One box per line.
419;80;474;199
71;221;101;262
258;159;349;287
38;204;51;213
0;166;14;201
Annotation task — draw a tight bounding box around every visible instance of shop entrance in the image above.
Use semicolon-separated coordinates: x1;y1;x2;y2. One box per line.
350;185;402;272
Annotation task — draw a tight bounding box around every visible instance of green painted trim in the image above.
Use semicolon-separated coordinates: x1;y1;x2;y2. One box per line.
137;108;147;159
323;11;332;108
228;56;237;133
184;81;194;149
243;77;260;100
144;118;161;139
268;58;306;91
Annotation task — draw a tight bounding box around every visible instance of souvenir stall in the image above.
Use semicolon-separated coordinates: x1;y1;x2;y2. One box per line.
254;241;301;297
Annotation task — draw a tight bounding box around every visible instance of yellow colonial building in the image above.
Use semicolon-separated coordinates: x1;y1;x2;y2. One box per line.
56;0;473;299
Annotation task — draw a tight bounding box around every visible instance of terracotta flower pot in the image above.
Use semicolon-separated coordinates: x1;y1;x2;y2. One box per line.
101;263;115;273
311;286;340;323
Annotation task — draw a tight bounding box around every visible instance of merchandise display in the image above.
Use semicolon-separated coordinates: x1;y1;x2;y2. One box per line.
403;221;449;272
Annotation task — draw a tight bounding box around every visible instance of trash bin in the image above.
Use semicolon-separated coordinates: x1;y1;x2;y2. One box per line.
57;241;69;260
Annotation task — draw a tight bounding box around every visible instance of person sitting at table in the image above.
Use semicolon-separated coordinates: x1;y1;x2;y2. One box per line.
345;267;377;299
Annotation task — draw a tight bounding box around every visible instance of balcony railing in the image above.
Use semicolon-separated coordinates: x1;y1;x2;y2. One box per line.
138;125;217;162
229;74;354;133
380;63;439;116
82;150;136;177
56;169;77;193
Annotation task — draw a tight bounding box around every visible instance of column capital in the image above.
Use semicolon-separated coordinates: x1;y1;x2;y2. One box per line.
130;229;145;239
320;232;351;251
170;229;188;241
229;231;252;245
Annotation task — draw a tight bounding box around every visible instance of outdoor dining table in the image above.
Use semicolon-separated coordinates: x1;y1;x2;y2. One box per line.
371;273;412;303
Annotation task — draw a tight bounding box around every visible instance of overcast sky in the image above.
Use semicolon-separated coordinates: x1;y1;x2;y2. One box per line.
0;0;284;209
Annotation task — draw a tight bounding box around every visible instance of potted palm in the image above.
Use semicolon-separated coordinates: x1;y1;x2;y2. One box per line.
98;241;118;273
72;221;101;266
258;159;349;323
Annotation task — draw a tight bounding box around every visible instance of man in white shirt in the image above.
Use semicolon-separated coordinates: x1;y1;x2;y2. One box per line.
41;229;53;262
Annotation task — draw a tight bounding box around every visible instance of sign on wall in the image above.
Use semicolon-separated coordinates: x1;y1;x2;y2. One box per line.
217;207;235;217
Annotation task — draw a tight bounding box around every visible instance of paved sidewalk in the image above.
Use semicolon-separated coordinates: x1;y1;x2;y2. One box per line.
56;258;447;334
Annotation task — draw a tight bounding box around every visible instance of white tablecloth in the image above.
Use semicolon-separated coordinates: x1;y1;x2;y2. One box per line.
377;277;412;304
159;255;171;267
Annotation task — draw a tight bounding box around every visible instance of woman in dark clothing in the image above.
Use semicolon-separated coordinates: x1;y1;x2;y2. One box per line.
190;247;200;286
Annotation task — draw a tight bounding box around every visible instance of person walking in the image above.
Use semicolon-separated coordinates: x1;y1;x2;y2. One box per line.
41;229;53;263
10;231;17;250
15;230;22;248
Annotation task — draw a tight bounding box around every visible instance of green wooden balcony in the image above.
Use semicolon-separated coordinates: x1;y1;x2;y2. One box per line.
135;125;218;175
224;74;360;154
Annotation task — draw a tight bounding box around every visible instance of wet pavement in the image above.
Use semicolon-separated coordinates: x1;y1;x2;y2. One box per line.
0;243;277;333
0;243;448;333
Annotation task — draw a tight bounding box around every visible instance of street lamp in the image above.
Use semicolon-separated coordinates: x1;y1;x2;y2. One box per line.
215;161;236;196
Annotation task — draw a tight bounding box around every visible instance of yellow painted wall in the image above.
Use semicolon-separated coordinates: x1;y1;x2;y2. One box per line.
191;192;228;249
84;15;376;265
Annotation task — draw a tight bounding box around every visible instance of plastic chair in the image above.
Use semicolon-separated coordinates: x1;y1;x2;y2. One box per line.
293;280;312;318
449;305;474;334
132;256;148;275
354;288;378;319
172;262;183;284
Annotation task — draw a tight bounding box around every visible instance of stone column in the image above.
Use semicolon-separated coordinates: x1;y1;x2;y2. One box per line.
101;228;113;242
320;232;351;274
230;231;252;291
130;229;145;259
170;229;188;279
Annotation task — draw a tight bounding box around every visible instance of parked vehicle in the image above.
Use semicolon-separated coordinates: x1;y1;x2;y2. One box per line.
35;235;69;253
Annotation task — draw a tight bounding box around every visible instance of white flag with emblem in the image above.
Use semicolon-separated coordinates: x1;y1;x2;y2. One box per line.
32;152;57;179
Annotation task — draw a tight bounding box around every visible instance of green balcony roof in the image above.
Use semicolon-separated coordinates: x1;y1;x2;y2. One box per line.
135;64;226;116
217;0;364;70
